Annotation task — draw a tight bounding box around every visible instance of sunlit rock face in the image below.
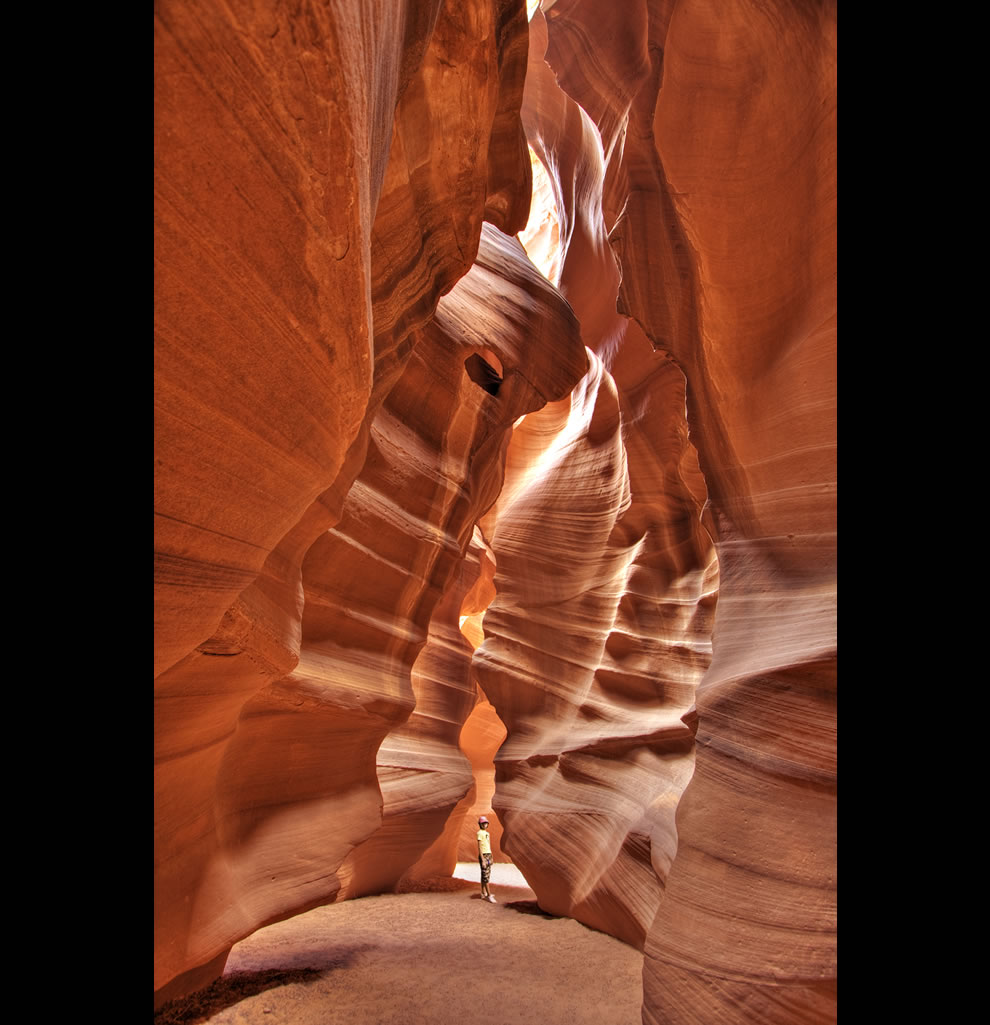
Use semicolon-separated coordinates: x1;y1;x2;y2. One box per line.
453;686;510;863
154;0;580;1004
156;200;586;1002
474;351;716;949
156;0;836;1020
468;3;717;954
528;0;837;1021
518;145;562;283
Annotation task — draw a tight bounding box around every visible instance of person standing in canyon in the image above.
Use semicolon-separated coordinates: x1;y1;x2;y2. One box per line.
477;815;496;903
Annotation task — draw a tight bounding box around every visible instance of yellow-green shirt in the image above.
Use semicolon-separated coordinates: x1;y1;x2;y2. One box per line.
477;828;491;856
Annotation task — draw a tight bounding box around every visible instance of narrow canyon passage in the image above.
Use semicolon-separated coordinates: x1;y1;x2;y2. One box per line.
156;864;644;1025
155;1;836;1022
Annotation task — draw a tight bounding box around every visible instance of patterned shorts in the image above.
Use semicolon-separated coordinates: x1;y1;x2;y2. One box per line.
479;853;493;886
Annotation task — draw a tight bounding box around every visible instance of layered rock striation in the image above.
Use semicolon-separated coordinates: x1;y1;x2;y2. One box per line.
468;5;717;953
474;350;716;948
155;0;585;1004
156;1;836;1021
526;1;837;1020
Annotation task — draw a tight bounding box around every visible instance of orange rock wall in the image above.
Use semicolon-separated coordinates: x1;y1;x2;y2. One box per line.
468;6;717;954
156;1;836;1021
454;688;511;864
529;0;837;1020
154;0;580;1004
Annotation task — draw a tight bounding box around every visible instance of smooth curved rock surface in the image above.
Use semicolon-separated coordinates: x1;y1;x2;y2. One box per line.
454;687;510;863
155;0;534;679
467;4;716;953
154;0;577;1004
531;0;837;1020
474;346;716;949
156;2;836;1021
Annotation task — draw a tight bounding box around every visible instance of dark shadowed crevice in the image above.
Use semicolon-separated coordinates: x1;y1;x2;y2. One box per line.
464;352;503;395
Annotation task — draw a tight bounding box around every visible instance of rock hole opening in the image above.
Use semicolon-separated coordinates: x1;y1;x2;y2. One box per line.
464;352;503;396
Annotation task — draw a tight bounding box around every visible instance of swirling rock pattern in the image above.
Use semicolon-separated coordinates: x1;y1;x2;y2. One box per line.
469;4;716;953
154;0;577;1004
307;227;586;904
474;347;716;948
156;1;836;1021
532;0;837;1020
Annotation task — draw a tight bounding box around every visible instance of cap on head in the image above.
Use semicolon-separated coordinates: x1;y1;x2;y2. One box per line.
478;816;489;825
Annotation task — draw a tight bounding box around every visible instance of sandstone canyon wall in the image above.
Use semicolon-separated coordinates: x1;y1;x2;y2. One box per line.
522;2;837;1021
155;1;836;1022
155;0;574;1002
471;5;718;954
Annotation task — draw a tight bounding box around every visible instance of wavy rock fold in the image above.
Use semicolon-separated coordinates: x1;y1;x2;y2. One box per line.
155;2;836;1021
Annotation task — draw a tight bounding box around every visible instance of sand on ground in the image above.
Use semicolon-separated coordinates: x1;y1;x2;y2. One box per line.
155;863;644;1025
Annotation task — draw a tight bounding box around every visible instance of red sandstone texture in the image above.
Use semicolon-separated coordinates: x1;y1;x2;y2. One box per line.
155;1;836;1021
527;2;837;1021
470;5;717;953
155;0;580;1002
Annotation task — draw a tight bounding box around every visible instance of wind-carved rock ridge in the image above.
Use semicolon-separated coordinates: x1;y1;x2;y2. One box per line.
467;3;716;954
298;224;588;910
154;0;582;1004
474;347;716;949
156;2;836;1022
532;1;837;1021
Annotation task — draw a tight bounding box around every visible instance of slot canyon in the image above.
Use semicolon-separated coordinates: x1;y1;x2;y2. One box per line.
154;0;836;1022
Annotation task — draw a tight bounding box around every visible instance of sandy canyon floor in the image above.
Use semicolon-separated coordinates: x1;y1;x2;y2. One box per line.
155;863;644;1025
